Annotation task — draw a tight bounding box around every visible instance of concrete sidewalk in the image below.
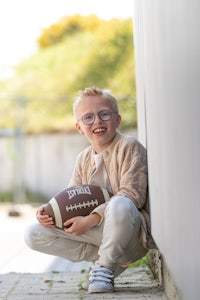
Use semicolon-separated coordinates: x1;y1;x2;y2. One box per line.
0;267;166;299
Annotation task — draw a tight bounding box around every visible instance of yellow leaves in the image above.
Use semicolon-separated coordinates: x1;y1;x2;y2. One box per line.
37;14;101;48
37;14;132;49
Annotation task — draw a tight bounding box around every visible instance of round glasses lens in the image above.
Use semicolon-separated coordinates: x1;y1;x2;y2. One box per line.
100;111;112;121
82;114;94;124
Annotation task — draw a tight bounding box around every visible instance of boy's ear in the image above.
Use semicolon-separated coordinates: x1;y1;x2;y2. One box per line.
75;122;84;135
116;114;121;128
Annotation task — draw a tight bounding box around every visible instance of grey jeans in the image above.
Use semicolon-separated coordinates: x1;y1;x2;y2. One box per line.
25;196;147;273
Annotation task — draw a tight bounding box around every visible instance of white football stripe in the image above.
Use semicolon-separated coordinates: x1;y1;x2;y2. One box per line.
101;188;110;202
49;197;63;229
66;199;99;212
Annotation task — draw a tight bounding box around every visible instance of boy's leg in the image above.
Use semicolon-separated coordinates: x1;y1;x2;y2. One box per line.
88;196;147;293
97;196;147;270
24;222;103;263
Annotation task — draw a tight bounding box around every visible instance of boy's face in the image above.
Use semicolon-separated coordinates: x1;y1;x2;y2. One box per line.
75;95;121;153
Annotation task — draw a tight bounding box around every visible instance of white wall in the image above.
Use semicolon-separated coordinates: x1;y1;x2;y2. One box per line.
133;1;200;299
0;133;89;198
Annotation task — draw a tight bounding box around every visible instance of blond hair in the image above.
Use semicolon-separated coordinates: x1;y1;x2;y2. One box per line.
73;86;119;120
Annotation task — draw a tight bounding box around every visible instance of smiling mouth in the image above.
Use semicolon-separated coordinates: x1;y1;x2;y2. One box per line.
93;128;106;134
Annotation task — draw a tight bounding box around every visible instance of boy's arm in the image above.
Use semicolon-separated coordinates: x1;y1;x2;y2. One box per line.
115;141;148;209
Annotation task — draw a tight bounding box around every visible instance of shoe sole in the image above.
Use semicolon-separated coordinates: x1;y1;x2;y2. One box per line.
88;286;114;293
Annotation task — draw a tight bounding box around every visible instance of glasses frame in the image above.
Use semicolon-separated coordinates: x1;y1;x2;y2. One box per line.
78;109;117;125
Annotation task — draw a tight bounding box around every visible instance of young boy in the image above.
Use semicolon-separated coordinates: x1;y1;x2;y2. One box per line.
25;87;155;293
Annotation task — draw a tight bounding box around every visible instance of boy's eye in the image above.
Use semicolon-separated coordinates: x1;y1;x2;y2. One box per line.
83;114;93;122
100;111;110;117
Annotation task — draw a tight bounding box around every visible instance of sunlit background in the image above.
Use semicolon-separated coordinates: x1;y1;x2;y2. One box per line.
0;0;133;78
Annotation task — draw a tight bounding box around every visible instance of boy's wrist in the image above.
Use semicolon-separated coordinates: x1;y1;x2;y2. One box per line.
88;212;101;227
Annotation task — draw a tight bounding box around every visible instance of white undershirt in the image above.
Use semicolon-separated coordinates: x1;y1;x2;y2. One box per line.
89;153;113;194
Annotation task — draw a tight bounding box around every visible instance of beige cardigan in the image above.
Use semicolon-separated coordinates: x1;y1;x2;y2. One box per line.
69;132;156;250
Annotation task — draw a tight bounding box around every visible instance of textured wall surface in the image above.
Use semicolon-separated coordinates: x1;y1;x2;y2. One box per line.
133;1;200;299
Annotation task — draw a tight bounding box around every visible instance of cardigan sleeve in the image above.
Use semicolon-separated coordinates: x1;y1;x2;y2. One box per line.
106;137;148;210
89;202;108;226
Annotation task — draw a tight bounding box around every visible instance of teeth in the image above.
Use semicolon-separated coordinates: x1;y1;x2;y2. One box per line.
94;128;105;133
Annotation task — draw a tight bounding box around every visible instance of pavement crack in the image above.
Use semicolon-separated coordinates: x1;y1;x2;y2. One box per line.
5;274;20;298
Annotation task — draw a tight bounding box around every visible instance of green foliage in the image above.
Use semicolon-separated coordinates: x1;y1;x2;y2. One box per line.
70;19;134;93
128;252;151;269
0;15;136;133
0;98;16;130
118;97;137;129
0;189;48;204
0;190;13;203
25;97;75;133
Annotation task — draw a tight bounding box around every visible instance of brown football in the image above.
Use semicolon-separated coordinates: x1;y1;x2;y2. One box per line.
42;184;112;229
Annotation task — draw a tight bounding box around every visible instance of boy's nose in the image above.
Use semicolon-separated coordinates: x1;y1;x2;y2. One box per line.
93;114;103;124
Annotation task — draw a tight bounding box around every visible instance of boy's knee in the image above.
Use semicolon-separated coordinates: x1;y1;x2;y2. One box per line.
107;196;134;215
24;223;41;250
106;196;141;224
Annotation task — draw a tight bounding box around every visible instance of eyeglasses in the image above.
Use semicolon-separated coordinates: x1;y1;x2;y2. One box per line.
79;109;117;125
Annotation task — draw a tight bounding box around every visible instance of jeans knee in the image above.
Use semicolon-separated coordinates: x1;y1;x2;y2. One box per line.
24;223;40;251
106;196;141;224
107;196;133;215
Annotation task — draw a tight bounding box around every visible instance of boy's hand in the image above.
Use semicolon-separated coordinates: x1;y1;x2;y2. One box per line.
36;206;55;228
63;213;101;235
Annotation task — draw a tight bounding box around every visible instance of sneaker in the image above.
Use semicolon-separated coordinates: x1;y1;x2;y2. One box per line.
81;264;126;290
88;265;114;293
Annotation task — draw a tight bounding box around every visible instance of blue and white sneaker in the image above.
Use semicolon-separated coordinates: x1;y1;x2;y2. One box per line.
81;264;126;291
88;265;114;293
